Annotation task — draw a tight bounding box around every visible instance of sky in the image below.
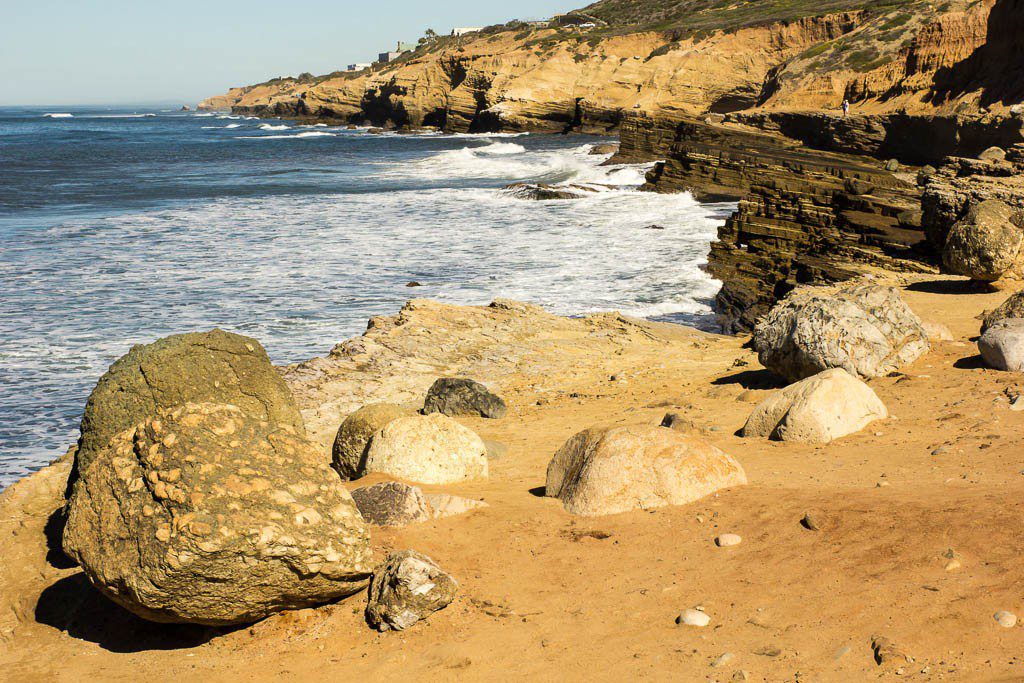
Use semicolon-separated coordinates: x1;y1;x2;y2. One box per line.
0;0;583;106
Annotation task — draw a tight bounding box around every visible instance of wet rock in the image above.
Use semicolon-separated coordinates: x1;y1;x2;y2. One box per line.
589;142;619;155
943;200;1024;282
406;281;422;287
366;550;457;632
423;377;507;419
676;608;710;627
741;368;887;443
332;403;411;480
503;182;598;201
75;329;305;473
981;290;1024;334
63;403;372;626
545;424;747;517
753;283;929;382
350;482;432;527
364;414;488;485
979;319;1024;371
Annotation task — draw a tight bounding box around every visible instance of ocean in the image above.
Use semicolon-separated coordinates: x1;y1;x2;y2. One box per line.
0;105;729;489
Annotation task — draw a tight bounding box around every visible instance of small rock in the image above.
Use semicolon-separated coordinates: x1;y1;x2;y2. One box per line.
885;159;900;171
754;645;782;657
406;281;422;287
1011;396;1024;412
994;611;1017;628
483;439;509;460
944;559;961;572
732;672;749;682
365;550;458;632
350;482;432;527
715;533;742;547
800;512;821;531
423;493;489;520
676;608;711;627
423;377;508;419
660;412;705;435
711;652;735;667
979;146;1007;162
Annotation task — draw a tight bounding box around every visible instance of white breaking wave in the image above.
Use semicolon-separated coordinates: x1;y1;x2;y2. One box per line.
202;124;241;129
238;131;338;140
259;123;290;131
43;113;73;118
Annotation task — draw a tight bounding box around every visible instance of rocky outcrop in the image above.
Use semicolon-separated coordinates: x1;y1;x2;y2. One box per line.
741;368;887;443
422;378;508;419
982;290;1024;332
753;282;929;382
922;144;1024;250
332;403;411;480
363;414;488;484
63;403;372;626
365;550;458;632
545;424;747;516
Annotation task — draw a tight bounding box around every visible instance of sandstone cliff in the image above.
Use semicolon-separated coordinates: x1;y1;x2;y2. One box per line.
201;0;1024;330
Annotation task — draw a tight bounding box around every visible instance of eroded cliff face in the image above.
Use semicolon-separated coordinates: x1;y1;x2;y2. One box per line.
201;0;1024;331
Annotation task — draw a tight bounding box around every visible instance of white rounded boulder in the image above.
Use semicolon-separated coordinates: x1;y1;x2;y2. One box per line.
363;413;488;485
741;368;887;443
979;319;1024;372
545;424;747;517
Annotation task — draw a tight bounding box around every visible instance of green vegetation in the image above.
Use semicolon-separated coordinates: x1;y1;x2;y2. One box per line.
581;0;917;34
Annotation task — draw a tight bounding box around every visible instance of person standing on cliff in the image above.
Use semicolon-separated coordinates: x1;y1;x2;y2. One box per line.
842;99;850;118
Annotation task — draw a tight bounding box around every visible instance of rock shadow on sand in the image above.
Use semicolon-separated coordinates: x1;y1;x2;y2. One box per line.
711;369;787;390
35;572;230;653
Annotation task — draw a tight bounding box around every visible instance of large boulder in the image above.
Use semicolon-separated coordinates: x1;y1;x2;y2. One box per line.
545;425;747;517
366;550;458;632
979;319;1024;372
363;414;488;485
422;378;507;419
753;283;930;382
76;330;303;472
63;403;373;626
943;200;1024;282
332;403;411;480
741;368;887;443
981;290;1024;334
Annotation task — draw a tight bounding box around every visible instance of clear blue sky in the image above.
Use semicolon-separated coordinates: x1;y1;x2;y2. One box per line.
0;0;583;106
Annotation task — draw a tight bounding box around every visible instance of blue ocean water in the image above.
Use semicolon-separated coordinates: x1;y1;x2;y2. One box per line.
0;105;728;488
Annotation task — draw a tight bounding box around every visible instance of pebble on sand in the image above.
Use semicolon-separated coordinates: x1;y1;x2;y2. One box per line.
994;611;1017;628
676;608;711;627
715;533;742;547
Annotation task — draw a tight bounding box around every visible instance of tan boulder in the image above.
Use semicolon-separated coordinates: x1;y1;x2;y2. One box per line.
741;368;887;443
63;403;372;626
363;414;488;485
545;425;747;517
75;329;304;473
332;403;411;480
